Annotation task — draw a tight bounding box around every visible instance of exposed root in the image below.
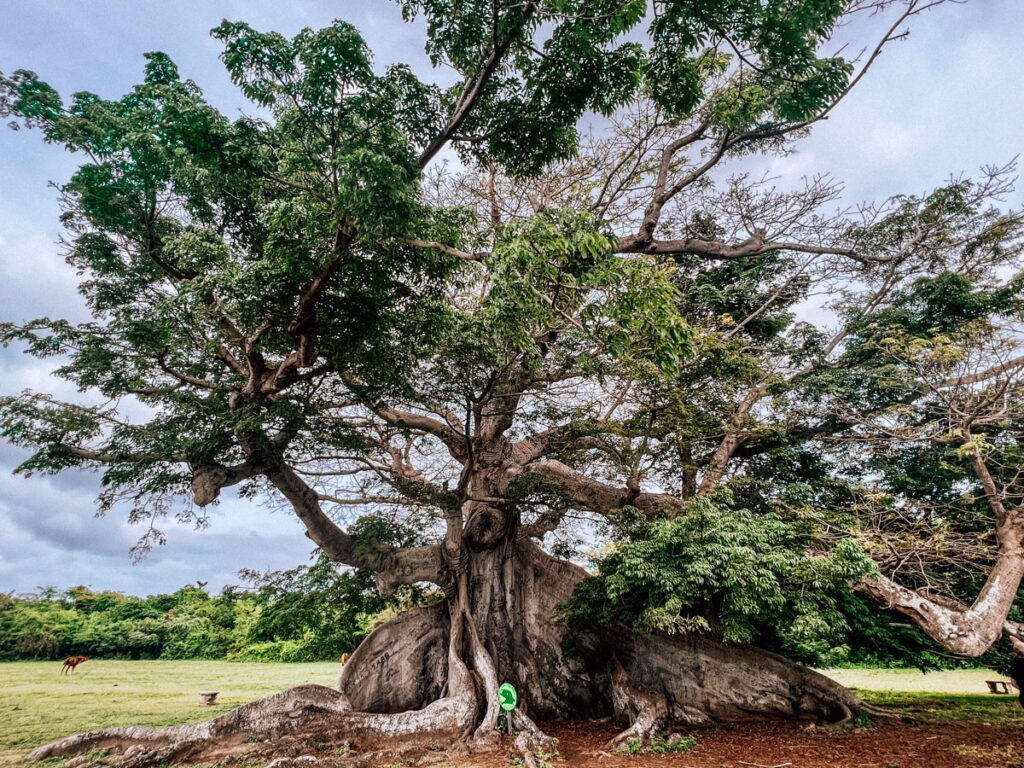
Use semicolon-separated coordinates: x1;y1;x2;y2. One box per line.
509;710;558;768
336;603;449;713
613;630;882;727
29;681;481;766
604;655;668;751
466;620;502;750
29;685;347;763
809;700;901;730
861;702;900;719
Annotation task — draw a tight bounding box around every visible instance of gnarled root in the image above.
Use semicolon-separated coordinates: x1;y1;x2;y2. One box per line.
510;709;558;768
612;630;887;729
604;655;668;751
29;683;476;767
466;620;502;751
27;685;353;764
337;604;449;712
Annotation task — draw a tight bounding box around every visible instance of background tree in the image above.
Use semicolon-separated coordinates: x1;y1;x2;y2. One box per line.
5;1;1020;765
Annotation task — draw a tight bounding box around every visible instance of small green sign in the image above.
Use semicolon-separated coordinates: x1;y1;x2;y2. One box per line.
498;682;517;711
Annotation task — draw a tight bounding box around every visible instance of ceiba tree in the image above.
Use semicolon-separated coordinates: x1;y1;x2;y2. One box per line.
3;0;1022;764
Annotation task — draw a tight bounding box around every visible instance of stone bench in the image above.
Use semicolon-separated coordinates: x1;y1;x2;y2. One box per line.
199;691;220;706
985;680;1016;694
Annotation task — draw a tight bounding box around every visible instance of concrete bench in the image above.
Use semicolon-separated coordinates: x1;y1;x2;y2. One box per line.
199;691;220;706
985;680;1016;694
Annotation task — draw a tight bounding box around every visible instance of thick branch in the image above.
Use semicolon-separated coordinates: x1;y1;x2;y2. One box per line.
398;235;489;263
253;229;354;400
857;460;1024;658
343;375;468;462
190;461;257;507
522;460;684;517
62;445;187;464
936;354;1024;389
856;560;1024;657
965;441;1011;525
257;449;444;592
697;384;766;496
519;507;568;539
616;231;857;261
632;125;708;241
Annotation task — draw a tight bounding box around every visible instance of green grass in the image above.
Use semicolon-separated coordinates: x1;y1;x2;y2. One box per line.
0;660;339;766
819;667;1003;694
818;667;1022;727
857;690;1020;727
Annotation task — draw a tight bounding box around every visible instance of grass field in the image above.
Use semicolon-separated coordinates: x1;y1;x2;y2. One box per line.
0;660;339;766
820;667;1003;694
819;666;1022;729
0;662;1019;766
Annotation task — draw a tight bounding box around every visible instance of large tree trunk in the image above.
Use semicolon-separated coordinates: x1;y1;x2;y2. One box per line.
29;536;874;767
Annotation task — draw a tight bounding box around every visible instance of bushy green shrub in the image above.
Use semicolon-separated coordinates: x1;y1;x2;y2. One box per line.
231;639;310;663
562;496;875;646
161;616;233;659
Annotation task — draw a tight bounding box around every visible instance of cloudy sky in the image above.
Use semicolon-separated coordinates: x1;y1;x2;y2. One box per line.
1;0;1022;597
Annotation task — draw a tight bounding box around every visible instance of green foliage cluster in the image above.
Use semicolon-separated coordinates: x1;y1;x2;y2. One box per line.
0;584;240;661
0;553;419;662
620;735;697;755
0;0;867;512
562;495;876;647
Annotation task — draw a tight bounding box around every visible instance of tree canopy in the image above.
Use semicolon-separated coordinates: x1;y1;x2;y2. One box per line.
2;0;1022;709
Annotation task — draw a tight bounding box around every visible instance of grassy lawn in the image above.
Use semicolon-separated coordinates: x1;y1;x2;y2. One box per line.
0;660;339;766
819;667;1022;727
820;667;1003;694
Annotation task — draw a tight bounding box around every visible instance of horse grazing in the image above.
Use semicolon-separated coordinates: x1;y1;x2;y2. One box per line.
61;655;88;674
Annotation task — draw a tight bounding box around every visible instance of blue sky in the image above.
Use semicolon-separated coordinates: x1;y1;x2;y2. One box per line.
1;0;1022;597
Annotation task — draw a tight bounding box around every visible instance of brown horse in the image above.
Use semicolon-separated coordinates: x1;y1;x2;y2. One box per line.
61;655;88;674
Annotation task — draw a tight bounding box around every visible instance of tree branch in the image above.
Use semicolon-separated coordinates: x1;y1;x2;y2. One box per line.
256;448;444;594
615;231;858;261
522;460;684;517
63;445;187;464
417;1;540;169
398;235;489;263
342;373;469;461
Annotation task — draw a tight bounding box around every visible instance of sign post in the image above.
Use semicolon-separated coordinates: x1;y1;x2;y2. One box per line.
498;682;517;737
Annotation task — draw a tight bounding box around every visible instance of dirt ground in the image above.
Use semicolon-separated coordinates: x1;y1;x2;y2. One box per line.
428;718;1023;768
9;717;1022;768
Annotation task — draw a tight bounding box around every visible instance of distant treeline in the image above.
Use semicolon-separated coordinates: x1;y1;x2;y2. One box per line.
0;554;437;662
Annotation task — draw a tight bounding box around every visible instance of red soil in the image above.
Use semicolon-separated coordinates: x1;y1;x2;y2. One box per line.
428;718;1022;768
